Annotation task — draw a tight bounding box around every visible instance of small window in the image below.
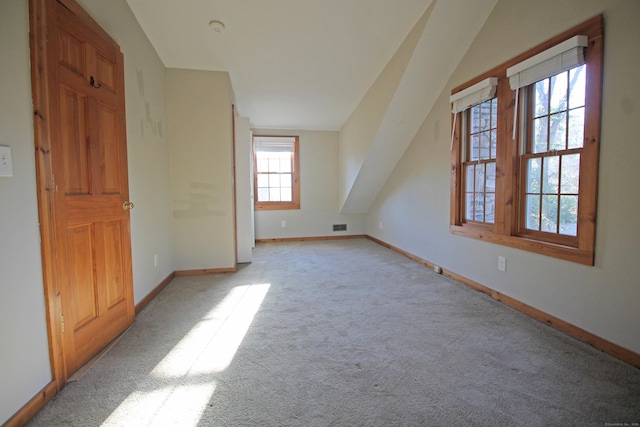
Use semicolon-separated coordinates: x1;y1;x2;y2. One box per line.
463;98;497;224
253;135;300;210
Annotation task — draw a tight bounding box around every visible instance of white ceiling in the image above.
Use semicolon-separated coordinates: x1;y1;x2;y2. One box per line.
125;0;432;130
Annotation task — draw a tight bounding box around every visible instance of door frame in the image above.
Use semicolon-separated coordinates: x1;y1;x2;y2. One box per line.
28;0;131;388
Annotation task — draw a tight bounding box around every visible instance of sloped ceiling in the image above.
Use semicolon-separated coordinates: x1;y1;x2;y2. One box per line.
126;0;431;131
126;0;497;214
340;0;498;213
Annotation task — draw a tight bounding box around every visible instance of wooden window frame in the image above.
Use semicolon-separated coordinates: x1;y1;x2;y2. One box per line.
450;16;603;265
253;135;301;210
462;98;498;226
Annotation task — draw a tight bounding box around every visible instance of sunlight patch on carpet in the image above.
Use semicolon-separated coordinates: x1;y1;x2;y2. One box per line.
100;283;270;426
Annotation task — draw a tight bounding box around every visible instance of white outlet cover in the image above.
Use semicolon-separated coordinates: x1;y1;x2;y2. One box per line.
0;146;13;177
498;256;506;272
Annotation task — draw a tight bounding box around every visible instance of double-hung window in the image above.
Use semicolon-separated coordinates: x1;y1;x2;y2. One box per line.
450;78;498;225
520;64;585;243
450;16;603;265
253;135;300;210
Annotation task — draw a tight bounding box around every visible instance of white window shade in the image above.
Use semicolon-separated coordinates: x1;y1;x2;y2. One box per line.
507;35;588;90
450;77;498;113
254;136;296;152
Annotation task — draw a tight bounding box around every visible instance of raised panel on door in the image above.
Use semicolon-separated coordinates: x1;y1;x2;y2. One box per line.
58;85;90;195
95;52;117;94
66;224;98;329
97;102;122;194
102;220;126;308
57;26;86;79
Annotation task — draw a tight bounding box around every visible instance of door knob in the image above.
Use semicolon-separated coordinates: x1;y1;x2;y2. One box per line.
122;201;135;210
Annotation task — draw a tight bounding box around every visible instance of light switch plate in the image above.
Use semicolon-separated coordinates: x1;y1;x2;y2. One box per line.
0;146;13;177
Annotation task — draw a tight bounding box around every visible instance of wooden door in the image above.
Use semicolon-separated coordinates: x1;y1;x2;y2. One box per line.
42;0;135;377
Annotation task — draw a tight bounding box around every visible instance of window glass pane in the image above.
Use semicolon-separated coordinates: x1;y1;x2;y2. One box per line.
280;155;292;173
569;65;586;109
257;188;269;202
470;106;481;133
534;79;549;117
466;164;475;192
281;188;292;202
490;130;497;159
256;158;269;173
269;174;280;188
485;193;495;224
268;158;281;173
559;195;578;236
486;162;496;192
541;195;558;233
526;195;540;230
542;156;559;194
280;173;292;188
474;193;484;221
269;188;280;202
257;174;269;188
533;117;548;153
475;164;485;192
527;158;541;193
465;193;474;221
560;154;580;194
480;102;490;131
469;134;479;161
568;107;584;149
479;132;491;159
549;112;567;150
550;71;568;113
491;98;498;128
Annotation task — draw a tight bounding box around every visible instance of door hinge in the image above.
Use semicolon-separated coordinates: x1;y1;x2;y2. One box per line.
61;313;65;333
51;173;58;192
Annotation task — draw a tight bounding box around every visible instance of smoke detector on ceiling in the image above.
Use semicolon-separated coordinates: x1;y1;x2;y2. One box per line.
209;20;225;33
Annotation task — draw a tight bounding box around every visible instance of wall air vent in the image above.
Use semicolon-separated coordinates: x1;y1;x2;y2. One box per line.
333;224;347;232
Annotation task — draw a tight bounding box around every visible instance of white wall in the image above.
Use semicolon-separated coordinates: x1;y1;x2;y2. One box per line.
254;129;365;239
235;116;253;263
366;0;640;354
0;1;52;422
167;69;236;271
0;0;174;423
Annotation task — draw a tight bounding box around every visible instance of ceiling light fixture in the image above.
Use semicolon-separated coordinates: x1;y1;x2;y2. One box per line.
209;20;225;33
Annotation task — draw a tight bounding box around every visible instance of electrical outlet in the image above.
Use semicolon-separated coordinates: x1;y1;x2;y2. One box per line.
379;221;383;230
498;256;506;272
154;253;158;267
281;220;286;228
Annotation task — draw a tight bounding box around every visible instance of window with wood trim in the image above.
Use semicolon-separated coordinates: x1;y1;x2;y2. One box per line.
520;65;585;244
464;98;498;224
450;16;603;265
253;135;300;210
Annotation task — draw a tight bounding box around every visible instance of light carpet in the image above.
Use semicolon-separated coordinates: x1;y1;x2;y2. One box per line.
28;239;640;426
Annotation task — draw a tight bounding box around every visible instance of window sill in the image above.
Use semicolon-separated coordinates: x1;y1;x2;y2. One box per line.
254;203;300;211
450;224;594;265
